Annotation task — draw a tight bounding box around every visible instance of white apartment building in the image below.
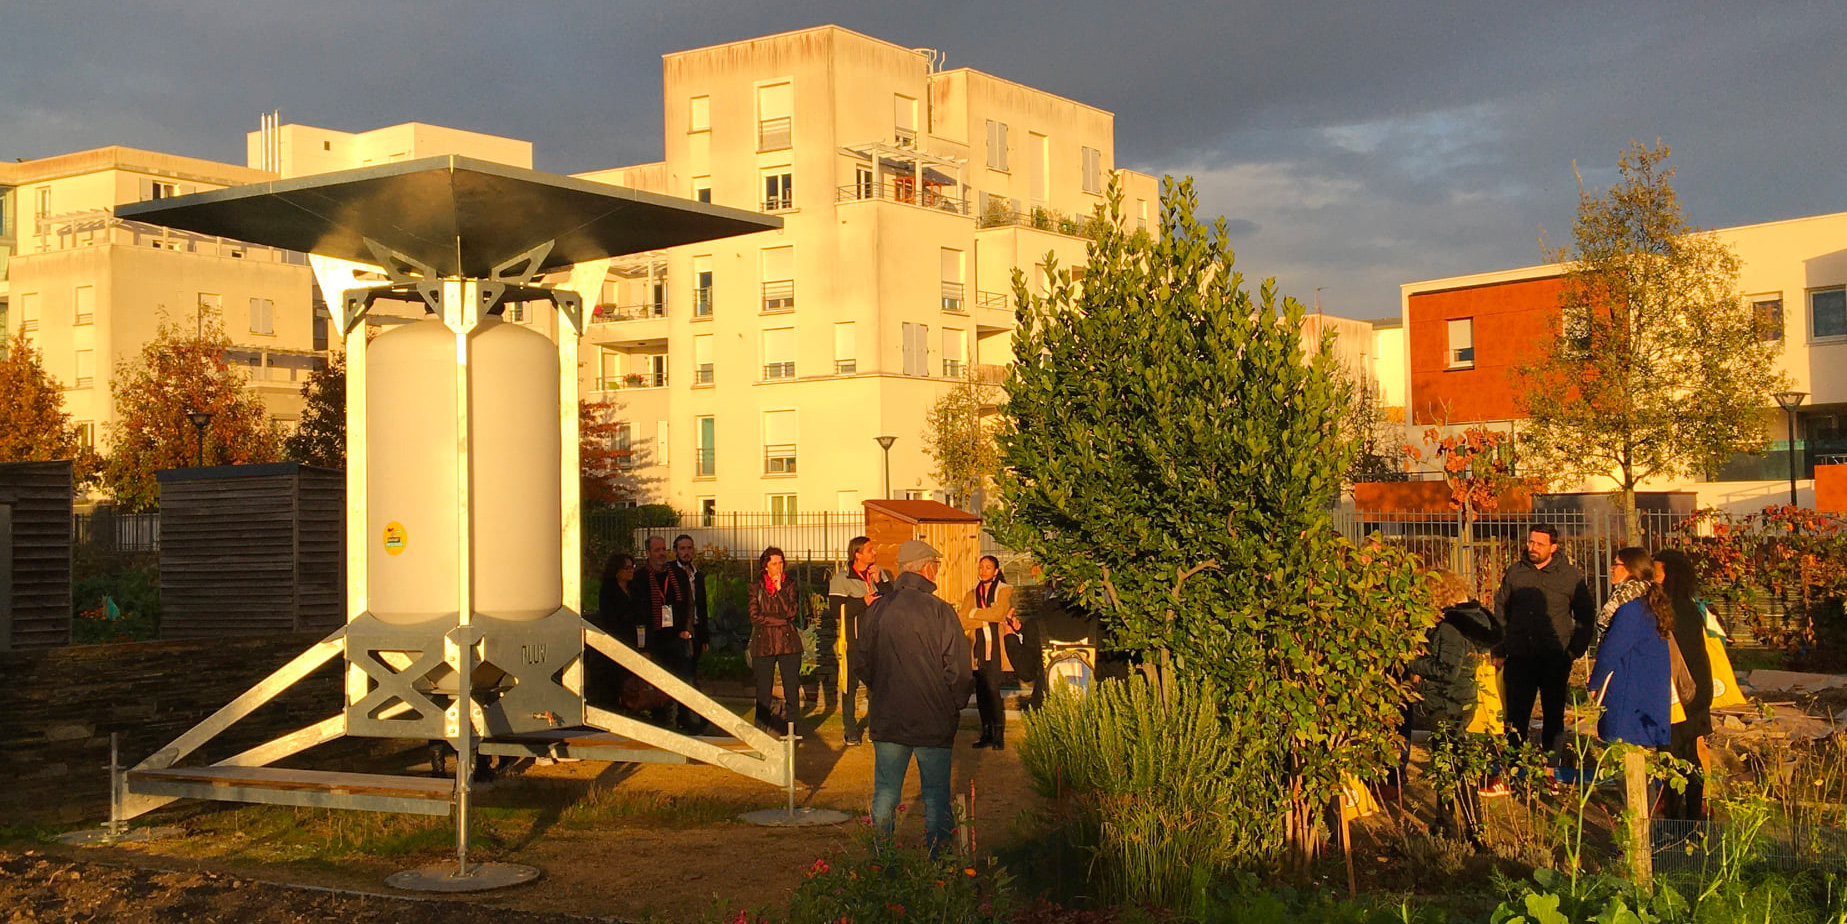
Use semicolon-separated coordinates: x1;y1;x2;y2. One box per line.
572;26;1158;515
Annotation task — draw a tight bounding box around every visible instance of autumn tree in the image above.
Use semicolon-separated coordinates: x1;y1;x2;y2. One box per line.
0;329;97;482
921;371;1003;509
283;353;345;468
580;396;643;508
104;319;281;511
1517;141;1785;541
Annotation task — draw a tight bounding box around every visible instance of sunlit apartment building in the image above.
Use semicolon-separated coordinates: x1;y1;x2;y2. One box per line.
571;25;1159;515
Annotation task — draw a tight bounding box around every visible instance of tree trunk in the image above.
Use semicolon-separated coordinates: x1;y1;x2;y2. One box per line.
1620;480;1642;546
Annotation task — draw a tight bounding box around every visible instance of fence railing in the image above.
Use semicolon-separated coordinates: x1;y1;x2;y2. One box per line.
629;511;865;565
73;511;160;552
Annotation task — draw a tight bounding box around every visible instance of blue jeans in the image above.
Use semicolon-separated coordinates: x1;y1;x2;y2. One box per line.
871;741;954;852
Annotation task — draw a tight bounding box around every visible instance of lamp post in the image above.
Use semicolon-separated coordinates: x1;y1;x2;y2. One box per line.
1774;391;1808;507
186;410;214;467
875;435;896;499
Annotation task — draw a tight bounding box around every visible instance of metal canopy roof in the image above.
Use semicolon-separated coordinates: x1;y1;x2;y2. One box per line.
115;155;780;278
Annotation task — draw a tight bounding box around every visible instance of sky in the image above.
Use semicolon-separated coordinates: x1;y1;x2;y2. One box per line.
8;0;1844;319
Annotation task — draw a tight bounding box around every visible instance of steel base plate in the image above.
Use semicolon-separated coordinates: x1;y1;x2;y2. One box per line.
738;807;852;827
55;826;184;846
385;862;542;893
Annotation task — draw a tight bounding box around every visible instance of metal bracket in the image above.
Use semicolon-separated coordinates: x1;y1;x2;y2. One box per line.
364;238;444;314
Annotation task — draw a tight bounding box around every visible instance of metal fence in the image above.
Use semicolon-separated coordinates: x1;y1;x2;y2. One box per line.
627;511;865;566
72;511;160;553
1331;509;1690;610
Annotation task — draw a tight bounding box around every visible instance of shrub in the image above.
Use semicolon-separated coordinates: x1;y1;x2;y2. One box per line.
781;843;1014;924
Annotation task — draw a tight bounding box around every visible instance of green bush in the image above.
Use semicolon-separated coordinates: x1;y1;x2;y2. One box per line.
778;842;1013;924
70;564;160;644
1018;676;1277;911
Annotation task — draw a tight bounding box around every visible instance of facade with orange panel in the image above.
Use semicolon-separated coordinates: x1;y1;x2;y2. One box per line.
1403;267;1563;426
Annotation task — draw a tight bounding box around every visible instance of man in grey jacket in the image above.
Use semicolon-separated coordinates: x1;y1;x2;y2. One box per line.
856;539;973;854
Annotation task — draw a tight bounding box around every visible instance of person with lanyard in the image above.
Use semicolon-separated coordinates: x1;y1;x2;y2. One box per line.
749;546;805;735
824;536;890;746
642;535;699;731
671;534;710;679
959;555;1017;749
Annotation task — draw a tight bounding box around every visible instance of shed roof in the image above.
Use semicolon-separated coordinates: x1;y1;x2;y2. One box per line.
863;499;981;524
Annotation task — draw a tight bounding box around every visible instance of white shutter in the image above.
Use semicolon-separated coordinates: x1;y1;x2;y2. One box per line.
763;409;797;445
834;322;855;362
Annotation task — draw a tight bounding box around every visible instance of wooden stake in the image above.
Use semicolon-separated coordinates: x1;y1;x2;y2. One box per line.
1623;748;1652;886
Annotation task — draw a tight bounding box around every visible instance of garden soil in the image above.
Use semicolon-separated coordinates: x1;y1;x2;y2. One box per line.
2;696;1042;924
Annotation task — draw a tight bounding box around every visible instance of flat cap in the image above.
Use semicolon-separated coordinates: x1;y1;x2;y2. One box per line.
895;539;941;567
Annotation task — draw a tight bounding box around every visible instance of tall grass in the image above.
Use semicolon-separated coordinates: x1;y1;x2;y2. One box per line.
1018;676;1279;910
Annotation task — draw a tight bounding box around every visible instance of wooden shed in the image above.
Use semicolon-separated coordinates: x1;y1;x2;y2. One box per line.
157;463;344;638
0;461;74;650
863;499;982;607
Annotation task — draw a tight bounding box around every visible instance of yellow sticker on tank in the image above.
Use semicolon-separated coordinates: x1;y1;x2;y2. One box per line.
382;522;408;556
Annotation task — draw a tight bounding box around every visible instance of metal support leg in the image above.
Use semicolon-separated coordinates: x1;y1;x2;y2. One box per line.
107;733;123;840
784;730;798;817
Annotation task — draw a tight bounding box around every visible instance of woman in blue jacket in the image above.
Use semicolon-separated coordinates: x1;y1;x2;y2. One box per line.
1588;547;1673;748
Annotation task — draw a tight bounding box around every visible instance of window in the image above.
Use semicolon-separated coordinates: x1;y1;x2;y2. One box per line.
1752;295;1785;342
143;179;179;201
695;416;716;477
689;95;711;133
763;410;797;474
768;493;798;524
657;420;670;465
903;489;929;501
74;349;93;388
1446;318;1475;368
761;246;795;310
834;322;856;374
699;498;717;526
902;322;930;376
692;176;711;203
757;82;792;151
854;165;874;201
1812;287;1847;340
613;422;634;468
941;248;965;312
1081;146;1103;194
894;94;918;147
73;285;94;325
694;334;714;384
692;256;713;317
250;297;275;335
36;187;50;217
985;120;1009;171
20;292;39;331
76;421;94;450
942;328;966;378
646;353;667;387
762;170;794;211
762;327;795;380
1032;132;1050;204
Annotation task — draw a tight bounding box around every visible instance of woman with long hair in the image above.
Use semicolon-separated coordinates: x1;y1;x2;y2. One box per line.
1588;547;1673;747
959;555;1017;749
1654;547;1713;819
749;546;805;735
586;552;641;709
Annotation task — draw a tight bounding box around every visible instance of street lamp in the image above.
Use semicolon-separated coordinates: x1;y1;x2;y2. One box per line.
1774;391;1808;507
874;435;897;499
186;410;214;467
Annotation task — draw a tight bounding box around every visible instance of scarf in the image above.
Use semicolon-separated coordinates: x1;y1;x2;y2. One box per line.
1599;578;1650;631
975;578;998;609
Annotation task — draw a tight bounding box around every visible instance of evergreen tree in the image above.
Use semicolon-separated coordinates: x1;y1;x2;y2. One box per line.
283;354;345;468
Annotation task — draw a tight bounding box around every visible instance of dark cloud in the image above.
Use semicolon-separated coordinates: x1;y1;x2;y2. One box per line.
6;0;1843;318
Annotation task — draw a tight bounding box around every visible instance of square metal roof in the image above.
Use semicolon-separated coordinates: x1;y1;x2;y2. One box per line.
115;155;781;278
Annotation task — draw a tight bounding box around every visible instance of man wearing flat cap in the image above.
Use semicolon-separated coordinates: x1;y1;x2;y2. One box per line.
856;538;973;854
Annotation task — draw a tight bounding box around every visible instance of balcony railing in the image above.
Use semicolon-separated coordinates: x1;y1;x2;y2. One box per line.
974;363;1007;386
941;281;966;313
762;280;795;312
894;127;916;147
693;287;713;318
977;202;1103;237
834;359;857;374
764;444;797;475
976;290;1009;312
762;190;794;212
758;117;792;152
942;359;965;378
590;302;666;323
695;447;716;478
695;363;714;385
763;361;795;381
597;371;666;390
834;180;969;215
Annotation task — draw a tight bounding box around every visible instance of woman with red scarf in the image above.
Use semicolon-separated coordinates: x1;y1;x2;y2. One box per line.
749;546;805;734
959;555;1017;749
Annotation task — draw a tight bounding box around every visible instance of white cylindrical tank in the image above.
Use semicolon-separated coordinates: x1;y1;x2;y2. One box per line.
470;315;562;620
365;314;563;626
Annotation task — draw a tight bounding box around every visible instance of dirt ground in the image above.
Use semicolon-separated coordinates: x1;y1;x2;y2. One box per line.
1;701;1043;924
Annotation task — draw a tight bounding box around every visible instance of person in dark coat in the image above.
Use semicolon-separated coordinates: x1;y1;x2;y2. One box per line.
749;546;805;735
641;535;700;730
672;535;710;671
1408;574;1504;732
587;551;643;709
1655;548;1713;819
1588;547;1672;748
1492;524;1596;753
857;539;974;855
823;536;890;746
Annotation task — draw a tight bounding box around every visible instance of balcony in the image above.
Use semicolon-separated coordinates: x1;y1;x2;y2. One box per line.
693;287;714;318
941;281;966;314
977;202;1102;237
976;291;1009;312
589;302;665;323
758;117;792;152
834;359;857;375
763;361;795;381
834;180;968;215
942;359;965;378
894;127;916;148
974;363;1007;386
762;280;795;312
695;447;716;478
763;444;797;475
597;371;667;390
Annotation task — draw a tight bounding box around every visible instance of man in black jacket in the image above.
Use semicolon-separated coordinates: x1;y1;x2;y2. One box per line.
857;539;973;854
823;536;890;746
1492;524;1596;753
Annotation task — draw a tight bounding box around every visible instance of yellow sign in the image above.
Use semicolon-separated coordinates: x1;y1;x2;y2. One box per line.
382;522;408;556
